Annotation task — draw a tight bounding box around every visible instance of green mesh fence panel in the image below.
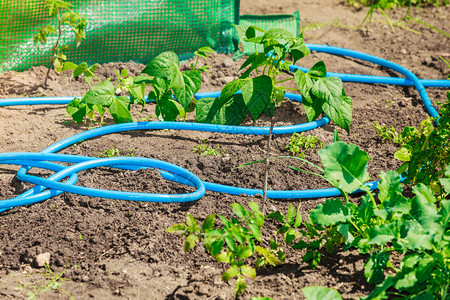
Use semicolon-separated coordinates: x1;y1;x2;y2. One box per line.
0;0;240;72
238;12;300;54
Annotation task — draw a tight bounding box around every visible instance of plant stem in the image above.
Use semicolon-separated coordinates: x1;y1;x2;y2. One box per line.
44;12;63;87
262;116;275;215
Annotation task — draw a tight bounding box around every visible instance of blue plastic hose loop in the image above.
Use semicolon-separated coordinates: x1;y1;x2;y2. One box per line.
0;153;205;209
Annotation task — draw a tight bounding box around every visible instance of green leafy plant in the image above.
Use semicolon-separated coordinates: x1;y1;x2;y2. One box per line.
296;141;450;299
285;132;324;158
192;140;226;156
302;286;343;300
394;95;450;196
166;202;283;297
197;26;353;133
65;47;214;125
18;263;73;300
34;0;87;86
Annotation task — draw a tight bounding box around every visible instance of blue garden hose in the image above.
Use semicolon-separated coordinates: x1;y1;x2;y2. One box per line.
0;44;448;212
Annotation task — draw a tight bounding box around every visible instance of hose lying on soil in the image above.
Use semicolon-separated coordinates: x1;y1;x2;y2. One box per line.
0;45;448;212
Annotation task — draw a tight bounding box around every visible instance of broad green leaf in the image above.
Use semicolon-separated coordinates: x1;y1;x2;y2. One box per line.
248;202;261;215
245;25;266;40
129;83;145;104
155;95;180;121
318;142;370;194
439;166;450;193
405;231;434;250
62;61;78;71
236;245;253;259
66;98;88;125
241;75;272;121
184;234;198;252
410;185;441;234
393;267;417;290
219;78;249;102
211;239;224;257
110;96;132;124
239;53;268;72
216;251;232;263
285;228;298;244
73;62;88;77
286;203;296;225
302;286;342;300
235;276;247;297
196;94;247;125
319;82;352;133
202;214;215;231
308;61;327;78
134;74;153;84
364;251;390;284
173;70;201;110
186;213;200;233
378;171;402;203
218;215;231;228
266;211;285;223
394;147;411;161
240;265;256;279
222;265;239;281
368;223;396;245
141;51;179;80
438;200;450;226
358;194;375;224
290;42;310;63
249;223;262;242
294;69;313;102
310;198;351;226
362;276;394;300
232;203;246;219
262;28;294;42
83;80;115;106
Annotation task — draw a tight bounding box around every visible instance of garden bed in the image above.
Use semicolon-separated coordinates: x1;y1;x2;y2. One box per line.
0;0;449;299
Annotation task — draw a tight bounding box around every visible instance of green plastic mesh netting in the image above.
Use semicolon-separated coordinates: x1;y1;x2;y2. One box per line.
0;0;300;73
0;0;239;72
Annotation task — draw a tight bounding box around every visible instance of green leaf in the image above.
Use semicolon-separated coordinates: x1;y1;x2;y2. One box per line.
249;223;262;242
202;214;215;231
73;62;89;78
294;69;313;103
155;95;181;121
84;64;98;86
394;147;411;161
255;246;282;266
66;98;88;125
184;234;198;252
83;80;115;106
362;276;394;300
186;214;200;233
222;265;239;281
309;198;351;226
216;251;232;263
364;251;390;284
219;78;249;102
241;75;273;121
317;80;352;133
110;96;132;124
240;265;256;279
405;231;434;250
302;286;342;300
410;185;441;233
62;61;78;71
308;61;327;78
378;171;402;203
286;203;296;225
141;51;180;81
235;276;247;297
266;211;285;223
236;245;253;259
173;70;201;110
318;141;370;194
248;202;261;215
294;204;303;228
232;203;246;219
439;166;450;193
368;223;396;245
211;239;224;257
290;43;310;64
165;223;186;233
438;199;450;226
196;94;247;125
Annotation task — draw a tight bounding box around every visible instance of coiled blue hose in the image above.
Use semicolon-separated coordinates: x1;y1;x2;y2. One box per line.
0;44;448;212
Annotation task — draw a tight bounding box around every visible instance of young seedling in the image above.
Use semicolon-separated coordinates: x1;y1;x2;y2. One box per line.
34;0;87;86
192;140;225;156
285;132;324;158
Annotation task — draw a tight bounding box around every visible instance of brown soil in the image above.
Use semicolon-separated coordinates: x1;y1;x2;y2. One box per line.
0;0;449;299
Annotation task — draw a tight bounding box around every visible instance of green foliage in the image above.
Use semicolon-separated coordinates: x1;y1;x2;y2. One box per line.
65;47;214;125
198;25;353;132
98;145;135;158
192;140;226;156
371;121;414;145
347;0;449;8
306;141;450;300
285;132;324;158
166;202;279;298
302;286;343;300
394;96;450;196
34;0;87;86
